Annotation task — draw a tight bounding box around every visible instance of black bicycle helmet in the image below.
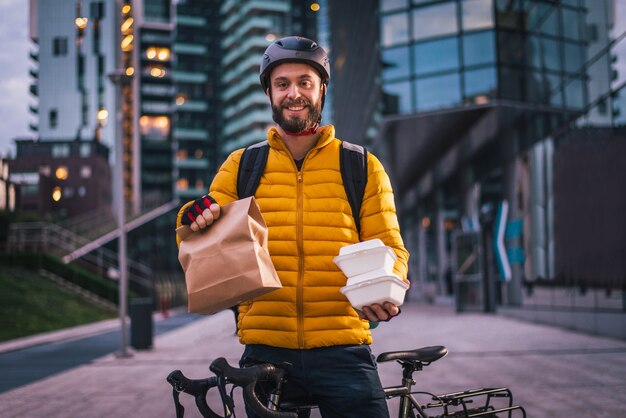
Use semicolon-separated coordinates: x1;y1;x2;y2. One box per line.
260;36;330;91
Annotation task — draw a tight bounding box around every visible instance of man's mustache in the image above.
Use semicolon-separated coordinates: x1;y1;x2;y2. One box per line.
281;99;311;108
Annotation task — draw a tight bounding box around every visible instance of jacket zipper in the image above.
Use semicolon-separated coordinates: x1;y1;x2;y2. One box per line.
296;169;304;348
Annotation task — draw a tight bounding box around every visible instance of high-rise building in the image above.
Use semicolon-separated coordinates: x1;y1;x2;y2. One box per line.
219;0;318;154
28;0;118;146
376;0;626;339
173;0;223;201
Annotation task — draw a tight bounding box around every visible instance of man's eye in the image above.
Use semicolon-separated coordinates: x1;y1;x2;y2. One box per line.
301;81;312;88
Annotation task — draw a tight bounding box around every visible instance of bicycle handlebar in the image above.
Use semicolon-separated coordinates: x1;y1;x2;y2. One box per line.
210;357;297;418
166;370;223;418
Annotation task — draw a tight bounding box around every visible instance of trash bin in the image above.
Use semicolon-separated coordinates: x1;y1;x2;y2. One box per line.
130;298;153;349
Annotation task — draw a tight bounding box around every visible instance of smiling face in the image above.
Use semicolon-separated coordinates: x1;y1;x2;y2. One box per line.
267;62;324;134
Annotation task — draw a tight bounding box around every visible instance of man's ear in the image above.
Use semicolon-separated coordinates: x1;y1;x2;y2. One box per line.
322;83;327;95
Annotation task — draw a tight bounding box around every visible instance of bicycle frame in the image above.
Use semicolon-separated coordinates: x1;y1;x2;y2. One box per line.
167;346;527;418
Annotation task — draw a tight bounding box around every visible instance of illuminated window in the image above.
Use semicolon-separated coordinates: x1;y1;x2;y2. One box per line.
177;178;189;190
55;166;69;180
194;149;203;158
80;166;92;178
195;179;204;189
146;47;170;61
139;115;170;139
52;187;62;202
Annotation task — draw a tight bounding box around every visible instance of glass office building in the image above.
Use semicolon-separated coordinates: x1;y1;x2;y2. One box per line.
379;0;626;339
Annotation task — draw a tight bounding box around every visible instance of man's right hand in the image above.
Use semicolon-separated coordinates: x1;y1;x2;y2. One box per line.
181;195;221;232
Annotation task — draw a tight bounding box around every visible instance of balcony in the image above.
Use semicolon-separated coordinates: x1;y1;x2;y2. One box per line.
223;109;270;137
223;37;268;67
173;70;207;84
173;42;206;56
176;100;208;112
176;15;206;27
222;16;272;49
29;84;38;96
223;91;268;119
29;104;38;115
173;127;209;141
222;72;260;103
174;157;209;170
222;54;258;84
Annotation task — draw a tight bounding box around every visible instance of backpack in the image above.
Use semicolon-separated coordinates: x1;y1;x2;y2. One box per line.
237;140;368;233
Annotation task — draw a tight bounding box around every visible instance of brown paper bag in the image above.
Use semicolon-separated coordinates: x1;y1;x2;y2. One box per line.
176;196;282;314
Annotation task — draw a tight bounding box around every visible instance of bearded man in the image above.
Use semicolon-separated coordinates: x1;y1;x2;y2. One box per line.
177;36;409;418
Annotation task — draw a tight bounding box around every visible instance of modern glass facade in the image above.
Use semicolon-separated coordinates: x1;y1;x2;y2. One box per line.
379;0;626;339
380;0;587;114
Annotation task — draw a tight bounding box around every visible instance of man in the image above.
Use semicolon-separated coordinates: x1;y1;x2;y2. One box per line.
177;36;409;417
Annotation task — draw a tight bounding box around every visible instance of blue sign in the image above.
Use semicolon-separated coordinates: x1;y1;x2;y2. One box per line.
493;200;512;281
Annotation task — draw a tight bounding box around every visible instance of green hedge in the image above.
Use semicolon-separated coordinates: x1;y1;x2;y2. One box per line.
0;253;134;305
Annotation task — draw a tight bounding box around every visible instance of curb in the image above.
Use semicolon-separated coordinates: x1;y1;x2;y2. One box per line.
0;306;188;354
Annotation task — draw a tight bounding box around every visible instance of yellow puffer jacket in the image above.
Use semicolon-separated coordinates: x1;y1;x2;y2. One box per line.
176;125;409;349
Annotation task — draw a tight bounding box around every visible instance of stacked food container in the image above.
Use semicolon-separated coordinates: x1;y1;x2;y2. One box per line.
334;239;409;310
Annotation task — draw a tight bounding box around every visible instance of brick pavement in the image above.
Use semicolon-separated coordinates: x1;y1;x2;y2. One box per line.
1;302;625;418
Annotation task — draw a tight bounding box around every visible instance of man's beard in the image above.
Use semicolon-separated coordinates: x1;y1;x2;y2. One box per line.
271;98;322;133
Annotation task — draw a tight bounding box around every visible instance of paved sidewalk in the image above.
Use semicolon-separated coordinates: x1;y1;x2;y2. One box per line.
1;302;625;418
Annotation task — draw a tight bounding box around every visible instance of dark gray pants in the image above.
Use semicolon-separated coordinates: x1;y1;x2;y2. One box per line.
240;344;390;418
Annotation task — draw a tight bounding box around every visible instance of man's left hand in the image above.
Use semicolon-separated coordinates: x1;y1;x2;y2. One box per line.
358;302;401;322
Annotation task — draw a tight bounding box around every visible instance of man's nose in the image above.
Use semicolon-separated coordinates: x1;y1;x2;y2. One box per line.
287;84;302;99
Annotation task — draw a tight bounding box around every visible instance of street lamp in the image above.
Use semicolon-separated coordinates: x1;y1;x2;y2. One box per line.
108;69;133;358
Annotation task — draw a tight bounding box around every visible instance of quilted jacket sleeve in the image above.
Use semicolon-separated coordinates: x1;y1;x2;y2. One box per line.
360;152;410;283
175;149;244;246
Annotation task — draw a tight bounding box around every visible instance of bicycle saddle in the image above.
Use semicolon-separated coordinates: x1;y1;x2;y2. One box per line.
376;345;448;364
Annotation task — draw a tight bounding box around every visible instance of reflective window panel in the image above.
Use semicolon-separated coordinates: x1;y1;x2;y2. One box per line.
383;80;413;114
382;12;410;47
463;31;495;67
412;2;458;41
415;72;462;111
464;66;497;99
382;46;411;81
461;0;494;31
413;36;459;76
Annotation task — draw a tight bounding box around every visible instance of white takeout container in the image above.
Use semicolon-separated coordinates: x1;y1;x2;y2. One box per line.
346;268;393;285
334;239;397;278
340;275;409;310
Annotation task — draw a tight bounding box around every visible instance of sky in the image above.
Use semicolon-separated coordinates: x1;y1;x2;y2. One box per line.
0;0;31;157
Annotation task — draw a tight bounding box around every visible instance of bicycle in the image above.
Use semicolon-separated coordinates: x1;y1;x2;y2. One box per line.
166;345;526;418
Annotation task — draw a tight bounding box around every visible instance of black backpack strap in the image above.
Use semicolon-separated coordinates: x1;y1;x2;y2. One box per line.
237;140;269;199
340;141;368;235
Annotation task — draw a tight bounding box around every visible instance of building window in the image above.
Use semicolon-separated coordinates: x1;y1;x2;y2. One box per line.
52;144;70;158
55;166;69;180
382;12;409;47
139;115;170;140
462;31;495;67
49;109;58;129
461;0;494;31
414;37;459;76
381;0;407;12
52;37;68;56
382;46;411;81
80;166;92;178
80;143;91;157
383;80;412;114
464;67;497;100
415;73;461;111
412;2;458;42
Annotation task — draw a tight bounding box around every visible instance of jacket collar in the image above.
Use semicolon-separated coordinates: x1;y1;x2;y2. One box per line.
267;125;336;152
